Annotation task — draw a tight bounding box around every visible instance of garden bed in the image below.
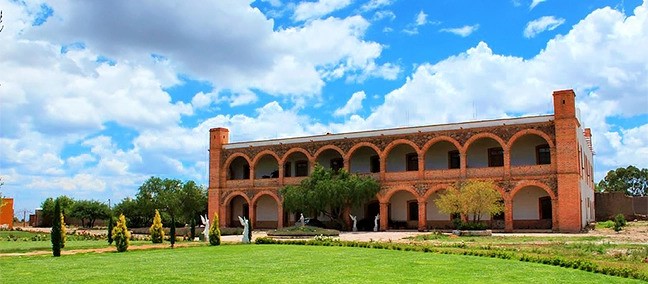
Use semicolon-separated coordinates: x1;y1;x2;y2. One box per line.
267;225;339;237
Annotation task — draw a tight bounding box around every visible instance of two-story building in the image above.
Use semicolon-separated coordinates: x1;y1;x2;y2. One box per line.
207;89;595;232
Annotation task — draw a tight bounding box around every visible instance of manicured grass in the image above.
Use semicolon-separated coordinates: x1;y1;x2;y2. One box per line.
0;245;641;283
0;240;150;254
268;225;340;236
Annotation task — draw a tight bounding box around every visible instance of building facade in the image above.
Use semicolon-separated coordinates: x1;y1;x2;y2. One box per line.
208;90;595;232
0;198;14;229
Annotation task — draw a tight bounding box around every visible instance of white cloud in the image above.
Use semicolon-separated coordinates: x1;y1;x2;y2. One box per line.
293;0;353;22
372;10;396;21
334;91;367;116
361;0;394;11
524;16;565;38
530;0;547;10
440;24;480;37
416;10;428;26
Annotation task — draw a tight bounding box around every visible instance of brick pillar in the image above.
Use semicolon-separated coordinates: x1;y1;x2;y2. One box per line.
278;164;284;186
250;203;257;229
219;201;227;227
460;152;467;178
551;198;559;231
417;153;424;179
208;127;229;223
504;199;513;232
379;202;389;231
343;157;350;173
277;203;284;229
418;201;427;231
379;154;386;181
503;147;511;178
553;89;583;232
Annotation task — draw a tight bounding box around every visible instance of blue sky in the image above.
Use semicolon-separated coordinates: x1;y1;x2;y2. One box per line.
1;0;647;215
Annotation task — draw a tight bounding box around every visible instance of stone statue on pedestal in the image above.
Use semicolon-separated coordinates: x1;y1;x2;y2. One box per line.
349;214;357;232
373;214;380;232
299;213;305;227
200;214;210;242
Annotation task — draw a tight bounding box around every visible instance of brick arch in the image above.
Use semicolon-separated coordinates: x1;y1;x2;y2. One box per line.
507;129;555;149
421;136;462;154
383;139;421;157
251;150;281;168
313;144;345;160
223;152;252;171
223;191;251;206
251;190;281;207
280;147;313;165
509;180;557;200
379;186;421;203
422;184;453;201
344;142;382;160
462;132;506;152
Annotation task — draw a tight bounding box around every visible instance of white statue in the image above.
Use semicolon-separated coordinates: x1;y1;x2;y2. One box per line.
200;214;210;242
238;216;250;243
349;214;357;232
299;213;305;227
373;214;380;232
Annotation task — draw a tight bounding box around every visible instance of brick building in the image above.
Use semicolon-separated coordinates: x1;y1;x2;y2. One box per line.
0;198;14;229
207;89;595;232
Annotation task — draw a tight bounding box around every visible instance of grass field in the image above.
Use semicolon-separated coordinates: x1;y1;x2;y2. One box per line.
0;245;643;283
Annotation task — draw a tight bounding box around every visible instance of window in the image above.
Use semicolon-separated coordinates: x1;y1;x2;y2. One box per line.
330;158;344;173
406;153;418;171
295;160;308;177
407;201;418;221
284;162;292;177
536;144;551;165
370;155;380;173
243;165;250;179
488;147;504;167
448;150;460;169
539;196;552;220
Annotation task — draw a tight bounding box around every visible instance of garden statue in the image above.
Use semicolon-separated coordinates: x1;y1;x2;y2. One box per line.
200;214;210;242
349;214;357;232
299;213;305;227
238;216;250;243
373;214;380;232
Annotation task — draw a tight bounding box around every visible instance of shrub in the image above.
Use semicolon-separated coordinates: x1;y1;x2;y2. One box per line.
149;209;164;244
170;216;176;248
107;216;115;245
112;214;130;252
613;214;627;232
209;213;221;246
51;200;62;257
60;212;67;248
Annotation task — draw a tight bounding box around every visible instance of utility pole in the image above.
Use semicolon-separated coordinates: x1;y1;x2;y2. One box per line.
18;209;31;227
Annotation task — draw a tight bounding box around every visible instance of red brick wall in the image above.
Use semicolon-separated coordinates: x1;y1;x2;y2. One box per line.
0;198;14;229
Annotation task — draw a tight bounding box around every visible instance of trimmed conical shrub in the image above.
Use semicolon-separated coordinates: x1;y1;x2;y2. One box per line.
60;212;66;248
170;215;176;248
51;200;62;257
209;213;221;246
150;209;164;244
107;215;115;245
113;214;130;252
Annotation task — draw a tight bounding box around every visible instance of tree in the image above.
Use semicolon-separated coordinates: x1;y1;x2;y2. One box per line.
41;196;75;227
60;211;67;248
113;214;130;252
598;166;648;196
435;180;504;224
181;181;208;240
280;165;381;229
51;199;62;257
70;200;110;228
209;212;221;246
150;209;164;244
107;215;115;245
113;197;149;228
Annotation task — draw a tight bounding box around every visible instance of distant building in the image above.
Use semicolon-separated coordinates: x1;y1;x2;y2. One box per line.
207;89;595;232
0;198;14;229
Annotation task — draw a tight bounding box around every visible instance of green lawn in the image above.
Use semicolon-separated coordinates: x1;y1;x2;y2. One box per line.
0;245;641;283
0;240;151;254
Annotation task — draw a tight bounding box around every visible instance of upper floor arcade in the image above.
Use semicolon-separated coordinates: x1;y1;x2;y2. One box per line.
211;114;579;189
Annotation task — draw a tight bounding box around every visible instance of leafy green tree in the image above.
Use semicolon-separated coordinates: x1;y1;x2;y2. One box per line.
598;166;648;196
435;180;504;224
281;165;381;229
209;212;221;246
70;200;110;228
113;214;130;252
107;215;115;245
41;196;75;227
113;197;149;228
51;200;62;257
150;209;164;244
181;181;208;240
